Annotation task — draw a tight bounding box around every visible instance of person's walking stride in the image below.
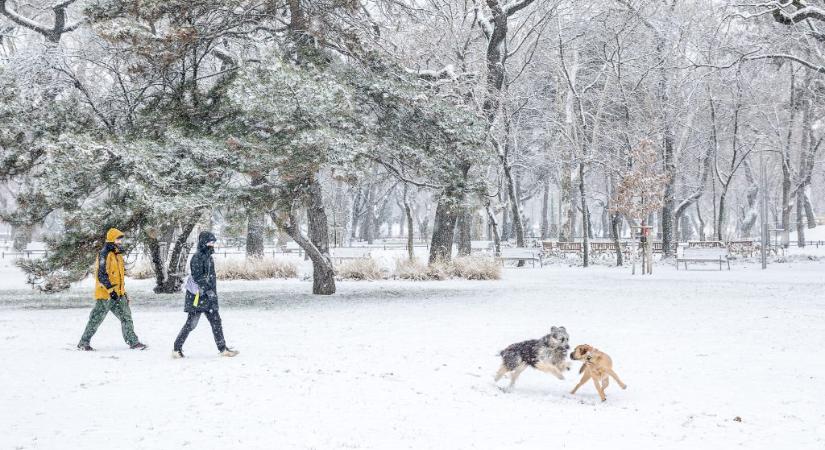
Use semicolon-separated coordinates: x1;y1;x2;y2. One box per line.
78;228;146;351
173;231;238;358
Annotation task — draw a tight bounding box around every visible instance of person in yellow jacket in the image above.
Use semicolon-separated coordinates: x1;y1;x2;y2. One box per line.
77;228;146;351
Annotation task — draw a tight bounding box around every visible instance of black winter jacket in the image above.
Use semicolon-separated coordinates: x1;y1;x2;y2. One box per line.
184;231;218;312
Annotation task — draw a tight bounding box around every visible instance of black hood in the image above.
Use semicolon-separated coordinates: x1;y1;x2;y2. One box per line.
197;231;217;253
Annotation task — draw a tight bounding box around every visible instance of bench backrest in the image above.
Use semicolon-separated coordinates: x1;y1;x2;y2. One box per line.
331;247;372;258
687;241;725;248
590;242;618;251
682;247;728;259
556;242;582;251
499;248;538;258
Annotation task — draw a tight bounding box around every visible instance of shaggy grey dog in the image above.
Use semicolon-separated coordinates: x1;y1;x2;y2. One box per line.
494;326;571;391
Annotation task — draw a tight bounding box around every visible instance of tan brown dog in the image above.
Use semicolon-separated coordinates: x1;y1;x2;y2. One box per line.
569;344;626;401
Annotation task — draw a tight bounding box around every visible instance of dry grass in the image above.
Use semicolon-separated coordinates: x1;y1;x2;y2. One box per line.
395;258;432;281
336;257;387;281
394;256;500;281
450;255;501;280
215;257;298;280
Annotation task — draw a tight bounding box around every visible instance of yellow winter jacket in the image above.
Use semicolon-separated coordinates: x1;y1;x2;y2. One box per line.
94;228;126;300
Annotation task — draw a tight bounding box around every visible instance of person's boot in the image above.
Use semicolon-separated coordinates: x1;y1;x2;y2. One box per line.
220;347;239;357
172;350;184;359
77;343;94;351
130;342;147;350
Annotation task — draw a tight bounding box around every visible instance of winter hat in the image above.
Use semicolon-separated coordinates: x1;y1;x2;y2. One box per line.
106;228;125;243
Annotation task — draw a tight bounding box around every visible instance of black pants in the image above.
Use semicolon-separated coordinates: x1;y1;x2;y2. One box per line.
174;310;226;352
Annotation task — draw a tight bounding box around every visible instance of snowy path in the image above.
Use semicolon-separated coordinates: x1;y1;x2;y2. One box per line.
1;262;824;449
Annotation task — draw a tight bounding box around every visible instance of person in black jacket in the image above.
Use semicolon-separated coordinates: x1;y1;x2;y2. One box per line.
172;231;238;358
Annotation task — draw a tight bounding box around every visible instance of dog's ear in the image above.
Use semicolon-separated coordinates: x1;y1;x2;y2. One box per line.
551;326;558;333
559;326;566;332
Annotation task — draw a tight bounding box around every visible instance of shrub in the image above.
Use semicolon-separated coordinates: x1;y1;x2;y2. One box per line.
450;255;501;280
336;257;386;280
215;257;298;280
394;256;501;281
395;258;431;281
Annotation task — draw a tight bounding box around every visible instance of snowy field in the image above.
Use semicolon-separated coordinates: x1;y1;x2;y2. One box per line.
1;256;824;450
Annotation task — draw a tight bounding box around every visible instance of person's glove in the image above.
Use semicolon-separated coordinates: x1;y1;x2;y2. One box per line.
205;290;217;302
109;291;118;301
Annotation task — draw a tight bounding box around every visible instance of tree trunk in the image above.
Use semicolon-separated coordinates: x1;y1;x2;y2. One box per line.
306;179;335;295
579;162;590;267
456;209;472;256
350;187;362;240
429;193;459;263
540;175;550;239
740;159;759;238
781;69;796;248
717;184;730;242
611;212;623;266
796;189;806;247
696;203;706;241
403;185;415;261
485;200;502;255
500;139;525;249
246;213;265;258
151;220;197;294
360;186;375;244
560;168;574;241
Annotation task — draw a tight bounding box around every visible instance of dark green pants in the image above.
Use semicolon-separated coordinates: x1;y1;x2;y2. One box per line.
78;298;139;346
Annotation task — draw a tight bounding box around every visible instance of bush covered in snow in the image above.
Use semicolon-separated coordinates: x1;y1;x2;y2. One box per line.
336;258;386;281
216;257;298;280
395;258;433;281
395;256;500;281
450;255;501;280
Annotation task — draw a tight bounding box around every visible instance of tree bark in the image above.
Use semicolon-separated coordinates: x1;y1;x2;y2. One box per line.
578;162;590;267
429;193;459;263
151;220;197;294
796;189;806;247
740;159;759;237
540;175;550;239
246;177;266;258
781;69;797;248
611;212;623;266
485;200;502;255
402;185;415;261
560;167;574;241
456;209;472;256
306;179;335;295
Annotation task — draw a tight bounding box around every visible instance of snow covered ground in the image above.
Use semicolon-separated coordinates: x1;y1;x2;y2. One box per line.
1;256;824;450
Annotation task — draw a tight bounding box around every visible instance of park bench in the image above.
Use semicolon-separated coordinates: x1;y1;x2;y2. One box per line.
497;247;542;267
555;242;583;253
590;242;625;253
651;241;678;254
330;247;372;264
676;246;730;271
687;240;725;248
726;240;756;257
282;241;304;256
471;240;495;254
